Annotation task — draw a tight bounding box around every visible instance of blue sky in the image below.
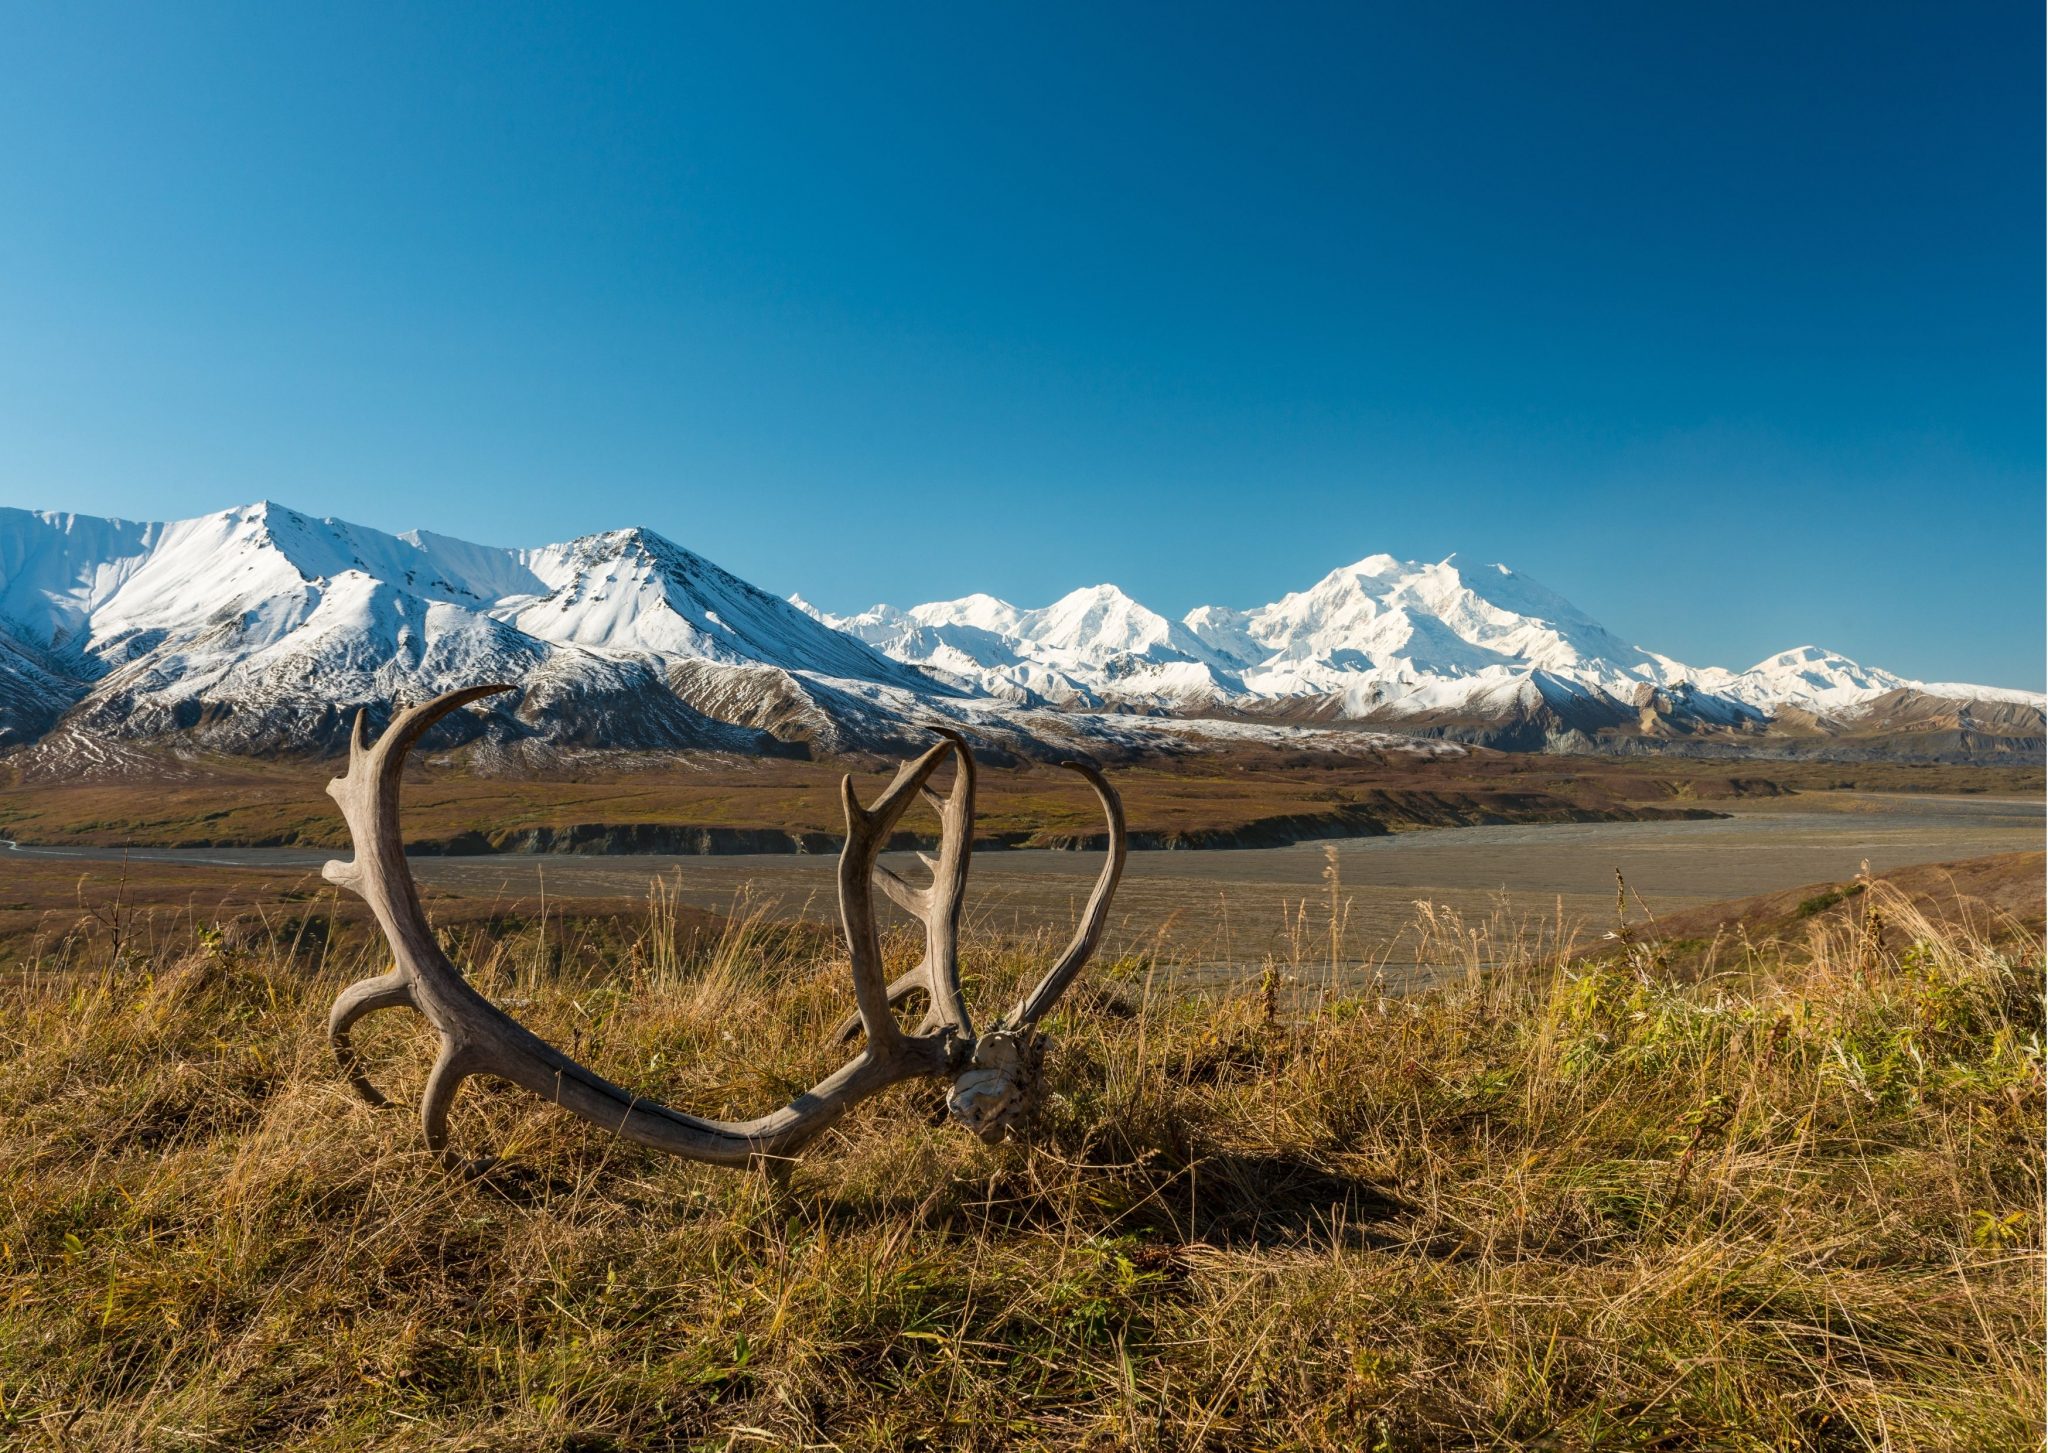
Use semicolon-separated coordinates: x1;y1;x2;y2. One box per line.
0;3;2039;686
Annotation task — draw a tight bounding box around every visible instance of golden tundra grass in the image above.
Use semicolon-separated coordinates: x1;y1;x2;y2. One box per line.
0;876;2040;1451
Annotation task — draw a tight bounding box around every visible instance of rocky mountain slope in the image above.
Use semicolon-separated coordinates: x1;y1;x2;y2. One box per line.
0;503;2037;766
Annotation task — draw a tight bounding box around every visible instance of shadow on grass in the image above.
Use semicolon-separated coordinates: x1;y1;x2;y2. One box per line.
1158;1149;1412;1251
813;1137;1414;1255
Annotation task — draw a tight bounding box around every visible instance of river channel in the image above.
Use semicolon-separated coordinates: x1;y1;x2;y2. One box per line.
5;791;2036;978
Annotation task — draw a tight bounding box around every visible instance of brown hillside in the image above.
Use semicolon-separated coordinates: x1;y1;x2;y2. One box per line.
1606;850;2044;975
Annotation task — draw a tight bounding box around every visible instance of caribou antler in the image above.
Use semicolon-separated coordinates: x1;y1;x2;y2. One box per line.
1008;759;1127;1029
829;746;1127;1045
830;726;976;1044
321;686;1126;1168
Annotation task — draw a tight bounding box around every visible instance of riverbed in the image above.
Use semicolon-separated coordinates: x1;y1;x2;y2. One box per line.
5;790;2036;975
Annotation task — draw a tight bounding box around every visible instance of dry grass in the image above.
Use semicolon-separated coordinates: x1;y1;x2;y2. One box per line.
0;876;2041;1450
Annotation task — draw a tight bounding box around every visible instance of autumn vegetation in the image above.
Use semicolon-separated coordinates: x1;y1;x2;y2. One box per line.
1;860;2040;1449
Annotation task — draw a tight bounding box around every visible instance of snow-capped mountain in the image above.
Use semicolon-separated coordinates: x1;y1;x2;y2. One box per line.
1183;555;1697;714
816;553;2043;757
0;504;2037;767
815;553;1714;717
0;502;977;760
1695;644;2035;714
804;585;1246;706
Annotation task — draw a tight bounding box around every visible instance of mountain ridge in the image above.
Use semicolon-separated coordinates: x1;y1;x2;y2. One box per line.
817;551;2037;723
0;502;2038;767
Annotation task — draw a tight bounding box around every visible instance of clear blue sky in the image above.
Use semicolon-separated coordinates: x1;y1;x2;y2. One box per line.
0;4;2039;686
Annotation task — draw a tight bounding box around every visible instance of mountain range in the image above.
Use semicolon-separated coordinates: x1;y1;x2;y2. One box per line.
0;502;2038;768
805;559;2041;759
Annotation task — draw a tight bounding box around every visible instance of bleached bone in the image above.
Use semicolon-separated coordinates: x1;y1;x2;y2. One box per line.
322;685;1125;1169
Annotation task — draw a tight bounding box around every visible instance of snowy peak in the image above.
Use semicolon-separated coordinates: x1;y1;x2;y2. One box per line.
5;500;555;667
1217;553;1679;695
1719;645;1912;711
840;552;2038;738
856;560;1555;708
0;507;166;657
815;583;1245;706
509;526;925;686
907;593;1026;637
1014;585;1233;669
0;502;946;758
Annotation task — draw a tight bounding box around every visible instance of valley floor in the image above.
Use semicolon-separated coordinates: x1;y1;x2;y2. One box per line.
0;746;2036;858
2;786;2037;977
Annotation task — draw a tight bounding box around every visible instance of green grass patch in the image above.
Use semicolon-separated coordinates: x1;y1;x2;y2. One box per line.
1795;880;1868;917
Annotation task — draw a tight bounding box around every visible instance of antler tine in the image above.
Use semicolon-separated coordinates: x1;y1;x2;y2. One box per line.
911;731;976;1036
831;731;977;1044
835;736;958;1052
321;685;512;1112
328;968;413;1106
890;731;975;1037
322;685;515;899
1005;760;1127;1029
